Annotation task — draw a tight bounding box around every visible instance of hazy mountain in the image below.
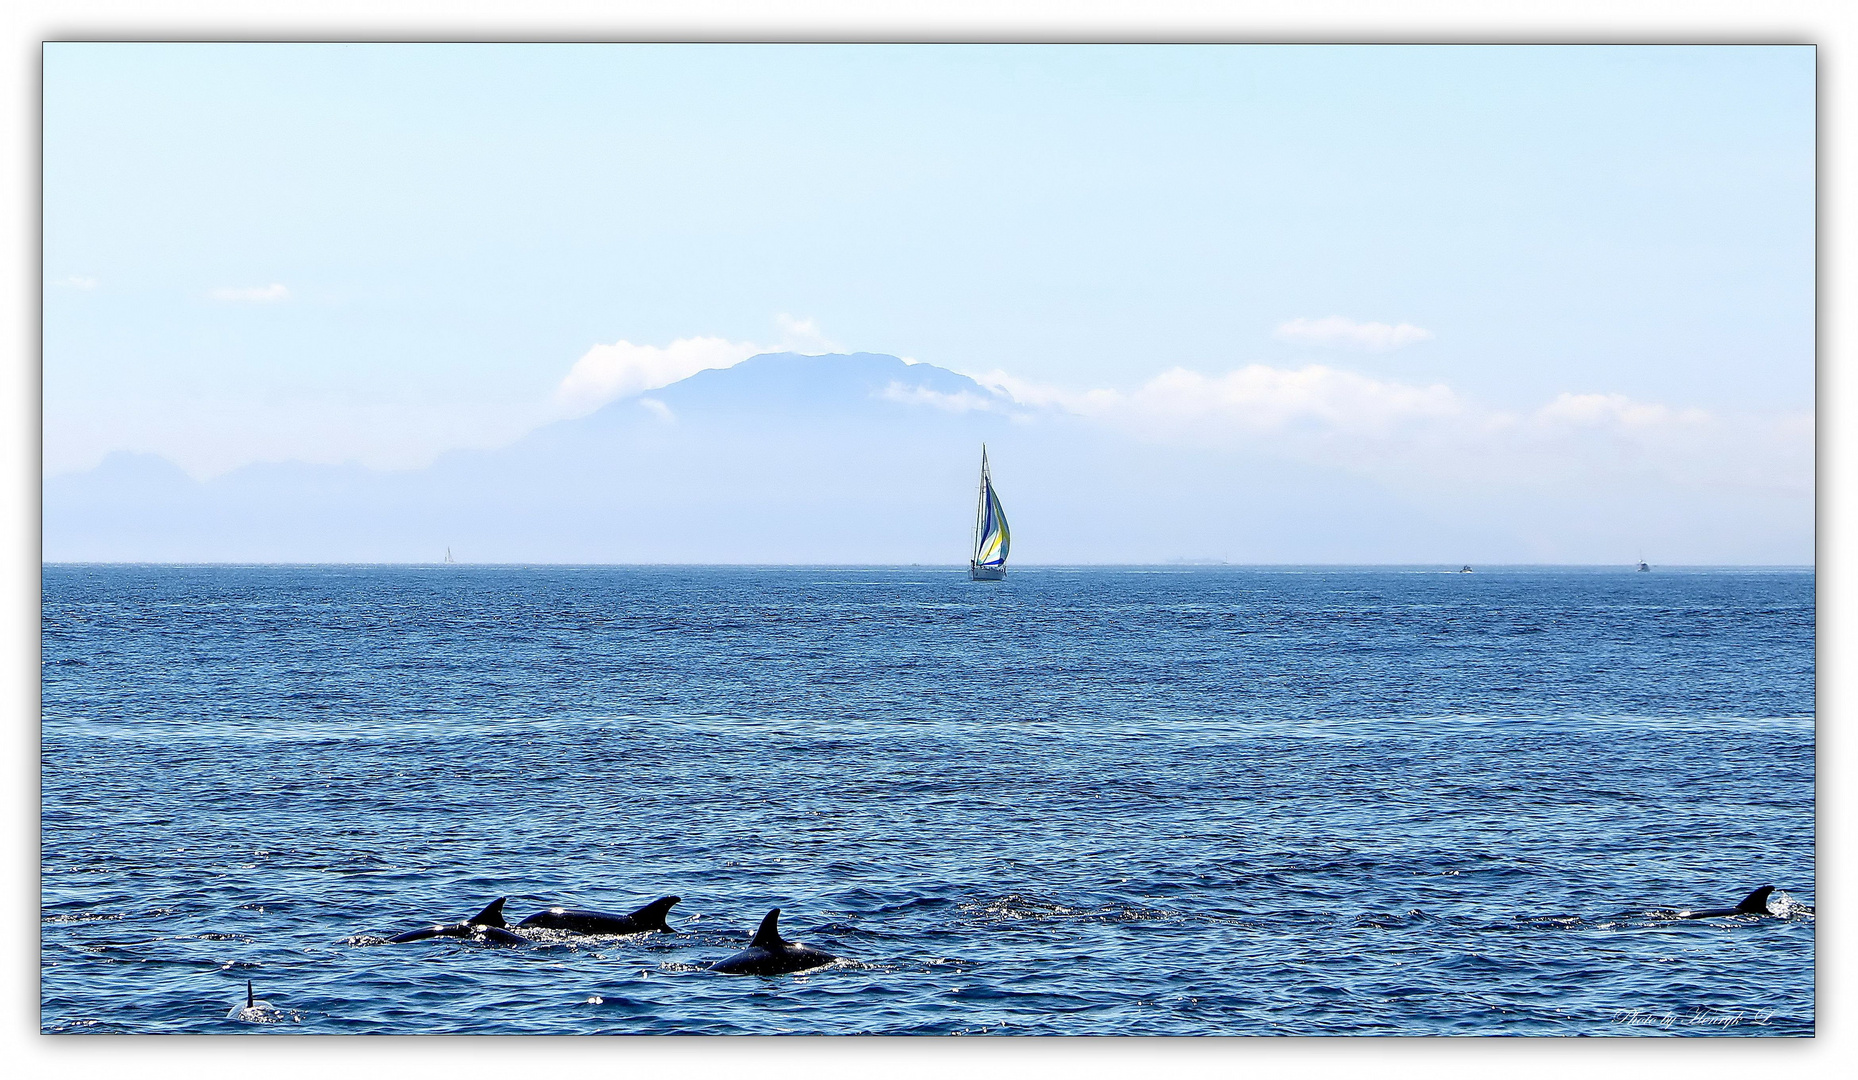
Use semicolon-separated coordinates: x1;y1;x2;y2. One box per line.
43;355;1025;565
48;350;1758;565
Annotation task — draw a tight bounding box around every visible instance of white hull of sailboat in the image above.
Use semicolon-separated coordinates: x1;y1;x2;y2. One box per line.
969;563;1006;581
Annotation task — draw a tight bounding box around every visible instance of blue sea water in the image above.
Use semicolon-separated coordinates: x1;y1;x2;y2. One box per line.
40;565;1815;1036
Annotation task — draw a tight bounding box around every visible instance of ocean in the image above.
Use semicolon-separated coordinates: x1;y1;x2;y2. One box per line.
40;565;1815;1035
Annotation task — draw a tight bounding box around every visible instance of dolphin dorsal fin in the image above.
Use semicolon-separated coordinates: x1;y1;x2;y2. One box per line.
468;898;508;928
751;908;785;949
630;895;681;931
247;981;254;1009
1737;886;1776;914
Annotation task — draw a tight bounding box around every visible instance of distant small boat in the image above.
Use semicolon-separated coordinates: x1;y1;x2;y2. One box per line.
969;445;1009;581
1637;560;1651;572
1459;565;1473;574
443;547;456;564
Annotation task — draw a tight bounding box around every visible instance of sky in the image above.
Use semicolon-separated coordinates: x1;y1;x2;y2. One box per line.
40;43;1816;561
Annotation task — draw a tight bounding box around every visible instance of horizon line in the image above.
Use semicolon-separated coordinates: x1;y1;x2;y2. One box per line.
40;561;1816;570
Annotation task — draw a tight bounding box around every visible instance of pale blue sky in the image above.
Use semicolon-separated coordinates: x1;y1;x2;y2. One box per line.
42;43;1815;561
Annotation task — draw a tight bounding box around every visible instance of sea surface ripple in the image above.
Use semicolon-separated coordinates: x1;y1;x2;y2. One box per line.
41;565;1814;1035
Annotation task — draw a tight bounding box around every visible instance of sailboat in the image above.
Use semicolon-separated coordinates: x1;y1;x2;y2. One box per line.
969;445;1010;581
443;547;456;564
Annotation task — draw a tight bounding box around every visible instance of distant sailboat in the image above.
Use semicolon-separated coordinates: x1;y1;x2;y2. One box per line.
443;547;456;564
1637;560;1651;572
969;445;1009;581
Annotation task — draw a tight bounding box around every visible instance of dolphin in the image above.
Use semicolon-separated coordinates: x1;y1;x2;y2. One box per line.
710;908;838;975
1672;885;1777;919
517;895;681;935
227;980;271;1021
387;897;527;944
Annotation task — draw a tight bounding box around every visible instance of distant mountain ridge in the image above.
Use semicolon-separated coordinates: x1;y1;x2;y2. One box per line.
645;351;1004;411
44;352;1040;563
48;350;1775;564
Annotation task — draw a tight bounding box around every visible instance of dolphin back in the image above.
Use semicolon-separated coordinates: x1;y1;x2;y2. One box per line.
387;925;451;943
712;906;837;976
516;896;682;934
472;925;528;946
387;897;509;942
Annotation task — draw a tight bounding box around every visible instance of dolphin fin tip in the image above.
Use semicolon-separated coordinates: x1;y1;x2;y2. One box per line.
751;908;783;948
1738;885;1777;913
469;897;508;927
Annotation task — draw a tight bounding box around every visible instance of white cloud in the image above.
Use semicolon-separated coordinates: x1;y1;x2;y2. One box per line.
1535;392;1709;429
774;313;841;353
970;370;1124;416
555;335;761;418
552;315;843;419
209;283;289;303
638;397;675;423
1274;316;1434;351
973;361;1806;497
60;275;98;290
1124;364;1462;435
976;364;1459;433
877;382;1006;413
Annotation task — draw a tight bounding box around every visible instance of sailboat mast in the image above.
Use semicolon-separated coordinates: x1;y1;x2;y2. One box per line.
972;445;989;566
